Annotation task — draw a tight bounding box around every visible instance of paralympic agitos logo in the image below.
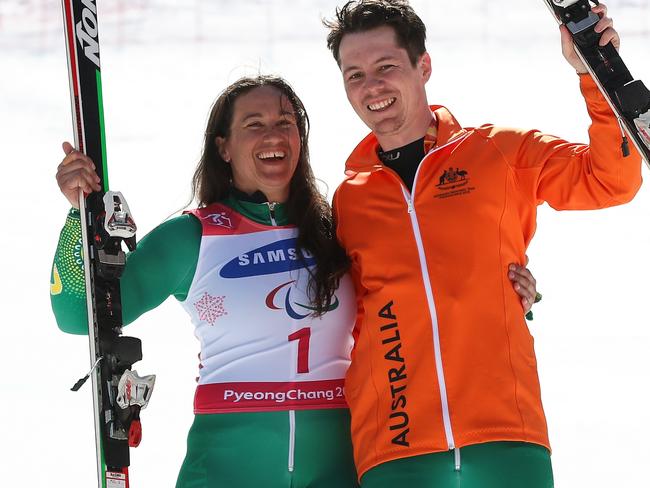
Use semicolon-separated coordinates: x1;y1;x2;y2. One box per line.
76;0;100;68
266;280;339;319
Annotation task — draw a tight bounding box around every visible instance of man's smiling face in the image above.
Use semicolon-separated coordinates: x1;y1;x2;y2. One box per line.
338;25;432;150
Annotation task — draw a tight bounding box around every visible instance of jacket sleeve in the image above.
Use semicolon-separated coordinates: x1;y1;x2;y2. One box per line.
50;209;89;334
50;210;201;335
490;74;642;210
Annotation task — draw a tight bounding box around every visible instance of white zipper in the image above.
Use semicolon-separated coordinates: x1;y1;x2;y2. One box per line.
267;202;278;226
288;410;296;472
401;185;455;450
391;134;469;451
268;198;290;471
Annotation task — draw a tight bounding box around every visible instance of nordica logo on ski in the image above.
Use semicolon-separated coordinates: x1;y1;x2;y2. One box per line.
76;0;100;68
220;238;315;278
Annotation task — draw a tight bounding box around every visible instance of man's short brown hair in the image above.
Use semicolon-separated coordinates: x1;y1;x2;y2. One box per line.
324;0;427;66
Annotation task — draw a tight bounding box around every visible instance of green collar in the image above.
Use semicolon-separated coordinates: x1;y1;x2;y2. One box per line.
222;194;289;226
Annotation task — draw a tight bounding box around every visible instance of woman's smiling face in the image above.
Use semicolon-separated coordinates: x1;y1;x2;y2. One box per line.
217;85;301;202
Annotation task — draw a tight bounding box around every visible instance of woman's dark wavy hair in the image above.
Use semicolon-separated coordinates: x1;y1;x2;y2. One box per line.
324;0;427;67
191;75;349;316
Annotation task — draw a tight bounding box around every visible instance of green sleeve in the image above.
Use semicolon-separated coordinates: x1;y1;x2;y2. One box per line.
50;209;202;335
50;209;88;334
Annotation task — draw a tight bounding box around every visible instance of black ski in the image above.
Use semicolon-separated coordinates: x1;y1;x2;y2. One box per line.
62;1;153;486
543;0;650;167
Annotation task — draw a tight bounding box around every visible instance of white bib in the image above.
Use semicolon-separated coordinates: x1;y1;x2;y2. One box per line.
182;203;355;413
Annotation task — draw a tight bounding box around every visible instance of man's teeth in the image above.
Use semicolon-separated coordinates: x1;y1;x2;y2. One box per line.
368;98;396;111
257;151;285;160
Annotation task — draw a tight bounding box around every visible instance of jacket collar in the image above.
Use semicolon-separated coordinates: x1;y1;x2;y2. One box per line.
345;105;467;173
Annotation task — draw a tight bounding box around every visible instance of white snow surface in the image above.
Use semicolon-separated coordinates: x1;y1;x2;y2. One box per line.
1;0;649;486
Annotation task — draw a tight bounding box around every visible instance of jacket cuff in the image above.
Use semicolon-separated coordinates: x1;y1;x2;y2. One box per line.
578;73;611;111
67;207;81;219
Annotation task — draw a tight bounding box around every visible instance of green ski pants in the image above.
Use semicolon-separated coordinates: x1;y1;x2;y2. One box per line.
176;409;359;488
361;441;553;488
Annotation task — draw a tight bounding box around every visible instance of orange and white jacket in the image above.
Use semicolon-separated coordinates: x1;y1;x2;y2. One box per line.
334;75;642;478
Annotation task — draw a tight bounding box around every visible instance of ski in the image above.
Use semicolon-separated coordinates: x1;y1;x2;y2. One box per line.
542;0;650;168
61;1;154;487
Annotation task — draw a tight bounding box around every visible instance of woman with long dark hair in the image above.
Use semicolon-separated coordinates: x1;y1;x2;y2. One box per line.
51;75;538;487
52;75;357;487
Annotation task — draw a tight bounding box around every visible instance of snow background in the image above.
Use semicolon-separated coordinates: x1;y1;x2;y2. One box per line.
0;0;649;485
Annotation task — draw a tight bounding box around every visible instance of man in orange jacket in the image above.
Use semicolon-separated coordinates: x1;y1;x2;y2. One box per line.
324;1;642;487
